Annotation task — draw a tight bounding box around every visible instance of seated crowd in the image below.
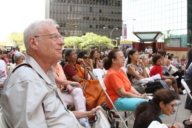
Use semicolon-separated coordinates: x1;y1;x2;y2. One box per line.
0;19;189;128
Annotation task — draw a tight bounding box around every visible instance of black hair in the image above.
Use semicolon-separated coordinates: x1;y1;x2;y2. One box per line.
77;51;87;59
186;48;192;69
89;50;97;59
135;89;177;126
158;50;166;56
168;55;173;60
64;48;75;61
152;55;161;65
103;49;120;70
127;49;137;65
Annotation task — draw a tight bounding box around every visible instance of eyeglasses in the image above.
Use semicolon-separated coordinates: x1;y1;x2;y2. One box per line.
34;33;64;41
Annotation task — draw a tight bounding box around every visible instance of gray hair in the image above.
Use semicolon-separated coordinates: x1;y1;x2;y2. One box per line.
23;19;57;51
14;52;25;62
139;54;148;60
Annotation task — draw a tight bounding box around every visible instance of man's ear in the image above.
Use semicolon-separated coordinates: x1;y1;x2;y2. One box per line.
29;37;38;50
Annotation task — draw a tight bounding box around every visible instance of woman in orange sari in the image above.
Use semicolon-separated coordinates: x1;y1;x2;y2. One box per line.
63;49;106;111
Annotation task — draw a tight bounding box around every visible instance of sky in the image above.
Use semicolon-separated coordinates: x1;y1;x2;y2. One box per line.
0;0;45;41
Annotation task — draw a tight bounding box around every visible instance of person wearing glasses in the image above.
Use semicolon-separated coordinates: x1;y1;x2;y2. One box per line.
134;89;182;128
0;19;99;128
103;49;148;111
63;48;106;111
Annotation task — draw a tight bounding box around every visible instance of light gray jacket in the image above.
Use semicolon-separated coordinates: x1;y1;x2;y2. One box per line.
0;56;80;128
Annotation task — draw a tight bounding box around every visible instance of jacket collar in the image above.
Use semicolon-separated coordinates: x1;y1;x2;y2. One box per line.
25;55;52;85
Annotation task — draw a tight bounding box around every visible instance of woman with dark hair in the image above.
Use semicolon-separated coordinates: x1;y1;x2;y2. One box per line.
133;89;182;128
126;49;151;84
103;49;148;111
63;48;106;111
89;50;98;69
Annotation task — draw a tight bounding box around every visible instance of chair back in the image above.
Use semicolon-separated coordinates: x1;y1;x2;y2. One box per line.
93;68;106;80
181;79;192;100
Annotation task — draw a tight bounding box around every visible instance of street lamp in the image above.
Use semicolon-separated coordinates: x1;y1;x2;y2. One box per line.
103;27;118;39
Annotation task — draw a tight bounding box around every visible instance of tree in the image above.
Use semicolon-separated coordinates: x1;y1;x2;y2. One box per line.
64;32;114;50
7;32;25;51
162;30;172;47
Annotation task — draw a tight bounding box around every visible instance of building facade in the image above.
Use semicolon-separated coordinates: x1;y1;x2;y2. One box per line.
45;0;122;40
122;0;190;48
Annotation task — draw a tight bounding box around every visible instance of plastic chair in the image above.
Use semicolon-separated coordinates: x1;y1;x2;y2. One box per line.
181;79;192;100
93;68;107;80
97;77;135;128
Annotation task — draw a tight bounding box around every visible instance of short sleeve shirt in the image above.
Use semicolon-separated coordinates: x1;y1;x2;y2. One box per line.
104;68;132;109
149;65;162;77
64;64;76;79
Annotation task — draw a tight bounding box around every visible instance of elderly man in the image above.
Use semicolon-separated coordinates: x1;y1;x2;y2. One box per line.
0;19;98;128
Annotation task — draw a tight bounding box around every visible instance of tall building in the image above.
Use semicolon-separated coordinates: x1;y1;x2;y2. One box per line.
45;0;122;40
122;0;190;48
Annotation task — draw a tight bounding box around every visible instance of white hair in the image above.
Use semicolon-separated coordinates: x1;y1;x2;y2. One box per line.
23;19;57;51
139;54;148;60
14;52;25;62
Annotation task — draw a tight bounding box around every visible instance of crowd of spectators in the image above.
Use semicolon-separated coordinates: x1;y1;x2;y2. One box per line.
0;19;191;128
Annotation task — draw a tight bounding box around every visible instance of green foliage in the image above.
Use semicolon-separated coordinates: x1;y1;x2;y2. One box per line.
64;32;114;50
162;30;172;46
8;32;25;50
0;32;26;51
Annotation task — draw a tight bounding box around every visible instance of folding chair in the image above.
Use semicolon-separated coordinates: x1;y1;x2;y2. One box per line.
97;77;135;128
93;68;107;80
181;79;192;100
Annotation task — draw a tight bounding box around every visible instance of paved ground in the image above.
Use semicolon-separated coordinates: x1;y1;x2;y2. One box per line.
122;94;191;128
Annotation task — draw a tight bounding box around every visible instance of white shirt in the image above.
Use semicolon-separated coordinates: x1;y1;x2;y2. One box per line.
1;56;81;128
145;48;153;54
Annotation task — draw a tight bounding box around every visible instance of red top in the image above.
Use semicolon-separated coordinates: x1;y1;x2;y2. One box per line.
149;65;163;77
63;64;76;79
104;68;132;109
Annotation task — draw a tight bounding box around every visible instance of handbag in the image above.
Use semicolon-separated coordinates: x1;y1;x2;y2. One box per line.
92;106;111;128
156;79;169;89
81;80;106;111
145;81;164;93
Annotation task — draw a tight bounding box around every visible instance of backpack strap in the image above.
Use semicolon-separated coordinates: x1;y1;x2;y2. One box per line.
12;63;33;73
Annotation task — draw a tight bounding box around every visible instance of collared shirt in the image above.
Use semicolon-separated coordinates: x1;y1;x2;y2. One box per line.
0;55;80;128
